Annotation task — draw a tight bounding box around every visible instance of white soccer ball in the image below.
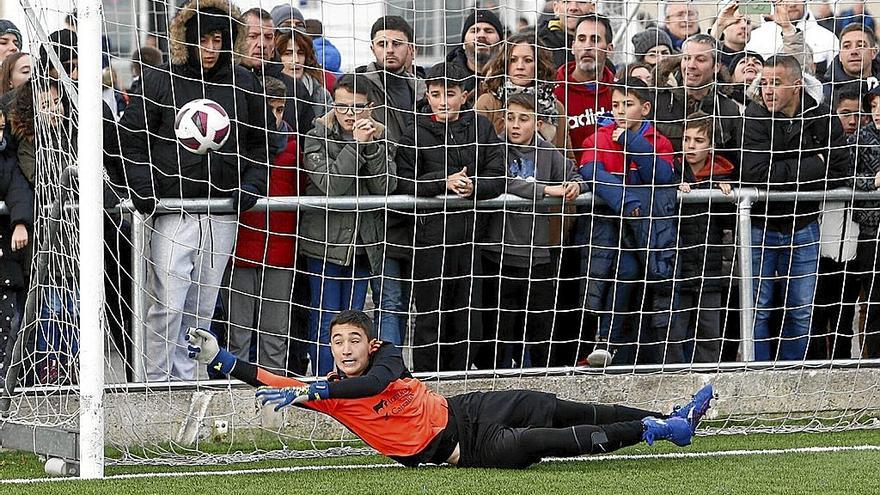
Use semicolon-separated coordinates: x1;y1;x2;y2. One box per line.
587;348;613;367
174;98;231;155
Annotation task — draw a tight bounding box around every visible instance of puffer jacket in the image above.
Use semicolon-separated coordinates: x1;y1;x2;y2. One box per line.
119;0;268;203
741;93;850;233
578;122;679;281
298;112;396;271
395;109;506;247
234;121;304;269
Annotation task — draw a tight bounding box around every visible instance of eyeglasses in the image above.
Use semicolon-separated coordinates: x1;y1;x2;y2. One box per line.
334;103;370;115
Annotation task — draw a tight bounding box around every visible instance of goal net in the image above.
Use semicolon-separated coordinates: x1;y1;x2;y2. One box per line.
1;0;879;477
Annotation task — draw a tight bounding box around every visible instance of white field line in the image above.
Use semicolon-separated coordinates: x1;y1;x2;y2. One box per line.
2;444;880;484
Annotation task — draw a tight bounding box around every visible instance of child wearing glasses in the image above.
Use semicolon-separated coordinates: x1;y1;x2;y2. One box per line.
300;73;397;375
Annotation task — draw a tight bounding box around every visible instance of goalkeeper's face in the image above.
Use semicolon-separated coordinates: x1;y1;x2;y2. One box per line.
330;323;371;377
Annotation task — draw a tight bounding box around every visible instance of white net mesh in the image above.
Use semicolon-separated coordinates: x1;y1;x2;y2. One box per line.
1;0;880;471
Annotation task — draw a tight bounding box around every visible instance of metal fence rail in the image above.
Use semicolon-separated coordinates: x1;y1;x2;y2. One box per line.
22;186;874;380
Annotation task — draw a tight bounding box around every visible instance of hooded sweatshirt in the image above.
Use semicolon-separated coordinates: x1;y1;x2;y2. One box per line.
554;62;615;164
483;136;582;267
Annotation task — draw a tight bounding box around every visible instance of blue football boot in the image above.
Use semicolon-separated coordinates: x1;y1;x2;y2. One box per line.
641;416;693;447
670;383;715;433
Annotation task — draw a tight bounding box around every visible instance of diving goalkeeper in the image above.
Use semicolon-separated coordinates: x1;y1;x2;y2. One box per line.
186;310;714;468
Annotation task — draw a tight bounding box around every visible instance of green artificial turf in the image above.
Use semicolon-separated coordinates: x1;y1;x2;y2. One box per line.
0;429;877;494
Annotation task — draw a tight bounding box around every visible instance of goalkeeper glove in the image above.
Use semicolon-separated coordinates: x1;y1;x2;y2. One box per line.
255;381;330;411
185;327;236;375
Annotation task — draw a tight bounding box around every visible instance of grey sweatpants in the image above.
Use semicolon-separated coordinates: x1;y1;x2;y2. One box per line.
144;213;236;381
224;266;294;374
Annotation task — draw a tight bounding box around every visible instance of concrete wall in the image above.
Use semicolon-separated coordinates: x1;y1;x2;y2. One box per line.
7;368;879;448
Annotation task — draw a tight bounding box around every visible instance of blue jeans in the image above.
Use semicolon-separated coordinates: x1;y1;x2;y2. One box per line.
36;287;80;382
306;257;370;376
751;222;820;361
369;257;410;345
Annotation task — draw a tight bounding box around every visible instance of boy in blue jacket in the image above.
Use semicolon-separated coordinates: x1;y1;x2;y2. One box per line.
577;77;679;366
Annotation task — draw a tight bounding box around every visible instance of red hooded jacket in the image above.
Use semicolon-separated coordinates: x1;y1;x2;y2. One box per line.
581;122;676;179
234;133;305;269
554;62;615;163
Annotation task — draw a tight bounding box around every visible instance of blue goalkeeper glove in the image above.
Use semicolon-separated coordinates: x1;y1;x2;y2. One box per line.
255;381;330;411
185;327;236;375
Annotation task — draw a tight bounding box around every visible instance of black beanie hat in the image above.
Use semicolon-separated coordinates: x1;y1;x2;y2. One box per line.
460;9;505;43
727;50;765;75
39;29;78;73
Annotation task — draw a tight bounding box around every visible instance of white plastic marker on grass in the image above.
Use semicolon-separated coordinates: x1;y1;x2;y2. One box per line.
3;445;880;484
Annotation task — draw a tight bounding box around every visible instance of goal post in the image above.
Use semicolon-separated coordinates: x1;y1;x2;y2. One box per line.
76;0;105;479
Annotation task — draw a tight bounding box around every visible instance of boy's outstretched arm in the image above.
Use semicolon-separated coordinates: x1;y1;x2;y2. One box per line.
621;130;676;185
186;329;406;402
185;328;306;388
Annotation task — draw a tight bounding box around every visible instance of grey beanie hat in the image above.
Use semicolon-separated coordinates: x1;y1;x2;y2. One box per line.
270;4;305;27
632;28;674;59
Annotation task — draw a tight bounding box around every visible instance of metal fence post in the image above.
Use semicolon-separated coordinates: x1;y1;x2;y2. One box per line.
736;190;756;362
130;211;147;382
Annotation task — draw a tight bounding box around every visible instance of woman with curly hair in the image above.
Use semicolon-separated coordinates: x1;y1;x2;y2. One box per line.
475;33;568;150
277;29;334;118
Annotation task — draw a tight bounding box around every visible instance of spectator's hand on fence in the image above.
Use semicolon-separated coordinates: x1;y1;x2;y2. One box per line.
544;185;566;198
563;182;581;201
447;167;473;197
718;182;733;195
612;127;626;143
131;192;157;216
233;184;260;212
11;224;28;252
874;171;880;189
679;183;692;194
186;327;236;374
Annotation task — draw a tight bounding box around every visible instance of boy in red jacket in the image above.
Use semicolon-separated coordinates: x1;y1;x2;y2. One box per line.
578;76;678;366
226;76;306;374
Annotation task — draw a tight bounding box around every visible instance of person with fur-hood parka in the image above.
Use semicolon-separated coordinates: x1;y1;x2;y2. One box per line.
119;0;268;381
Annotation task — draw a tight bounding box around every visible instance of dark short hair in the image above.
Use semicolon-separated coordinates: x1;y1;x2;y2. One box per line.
370;15;415;44
576;13;613;44
425;62;470;90
612;75;653;104
330;310;374;339
840;22;877;47
131;45;163;67
334;73;372;98
833;88;862;109
263;76;286;99
684;110;723;145
304;19;323;36
507;92;537;112
243;7;272;22
763;54;802;81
